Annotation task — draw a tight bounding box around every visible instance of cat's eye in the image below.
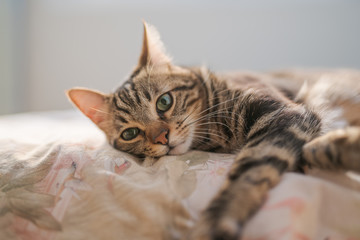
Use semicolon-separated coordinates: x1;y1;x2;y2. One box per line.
156;93;173;112
121;128;139;141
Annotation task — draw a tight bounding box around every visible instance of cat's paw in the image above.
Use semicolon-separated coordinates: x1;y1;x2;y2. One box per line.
191;214;242;240
303;127;360;171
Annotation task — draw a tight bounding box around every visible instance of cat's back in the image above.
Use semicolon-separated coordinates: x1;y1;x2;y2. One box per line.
219;69;360;128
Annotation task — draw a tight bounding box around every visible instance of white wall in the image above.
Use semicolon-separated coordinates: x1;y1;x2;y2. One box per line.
0;1;13;115
0;0;28;114
2;0;360;114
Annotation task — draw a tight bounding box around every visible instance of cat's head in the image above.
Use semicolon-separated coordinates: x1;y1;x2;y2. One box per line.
67;22;206;158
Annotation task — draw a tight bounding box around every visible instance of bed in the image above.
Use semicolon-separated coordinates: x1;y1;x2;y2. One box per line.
1;110;360;240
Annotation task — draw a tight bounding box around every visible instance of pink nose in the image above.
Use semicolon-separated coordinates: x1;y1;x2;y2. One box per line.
146;122;169;145
154;129;169;145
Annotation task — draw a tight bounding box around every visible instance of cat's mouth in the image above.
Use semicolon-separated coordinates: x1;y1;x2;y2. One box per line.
168;145;184;155
166;129;194;155
167;144;182;155
167;140;191;155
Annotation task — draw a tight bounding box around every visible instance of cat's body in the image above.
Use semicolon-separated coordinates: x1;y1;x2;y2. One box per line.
68;22;360;240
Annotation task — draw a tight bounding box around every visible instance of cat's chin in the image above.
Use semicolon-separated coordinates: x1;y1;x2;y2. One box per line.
168;146;187;155
167;130;192;155
168;140;192;155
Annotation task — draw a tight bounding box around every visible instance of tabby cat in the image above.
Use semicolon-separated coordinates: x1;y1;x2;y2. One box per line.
67;22;360;240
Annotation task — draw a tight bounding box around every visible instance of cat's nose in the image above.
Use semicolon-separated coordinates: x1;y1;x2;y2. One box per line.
146;123;169;145
153;128;169;145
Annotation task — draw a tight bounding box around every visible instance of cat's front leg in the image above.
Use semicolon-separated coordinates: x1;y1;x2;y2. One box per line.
191;108;321;240
191;150;290;240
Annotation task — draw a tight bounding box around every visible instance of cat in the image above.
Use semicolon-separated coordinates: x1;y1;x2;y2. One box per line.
67;22;360;240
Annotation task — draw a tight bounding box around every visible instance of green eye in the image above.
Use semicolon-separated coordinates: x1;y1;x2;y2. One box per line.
156;93;173;112
121;128;139;141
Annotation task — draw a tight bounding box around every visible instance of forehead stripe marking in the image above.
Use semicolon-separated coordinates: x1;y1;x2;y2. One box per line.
120;91;136;108
113;97;123;109
116;107;130;115
113;97;131;114
171;82;196;92
144;89;151;101
118;93;131;107
116;115;128;123
134;90;141;105
123;85;140;106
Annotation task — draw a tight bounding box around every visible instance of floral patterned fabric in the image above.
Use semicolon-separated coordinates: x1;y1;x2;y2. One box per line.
1;111;360;240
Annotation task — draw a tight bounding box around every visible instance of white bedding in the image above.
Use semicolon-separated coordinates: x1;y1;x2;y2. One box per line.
1;110;360;240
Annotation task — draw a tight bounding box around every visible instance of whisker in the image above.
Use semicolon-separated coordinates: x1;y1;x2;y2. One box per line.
192;131;230;143
194;122;235;135
190;134;225;147
178;103;202;126
191;94;244;120
191;104;244;119
185;110;242;127
191;135;213;143
178;90;240;130
191;137;211;146
206;88;232;102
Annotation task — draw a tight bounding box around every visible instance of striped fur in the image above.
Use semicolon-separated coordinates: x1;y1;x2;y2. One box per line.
68;22;360;240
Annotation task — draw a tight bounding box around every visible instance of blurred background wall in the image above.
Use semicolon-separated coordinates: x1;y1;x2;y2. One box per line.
1;0;360;115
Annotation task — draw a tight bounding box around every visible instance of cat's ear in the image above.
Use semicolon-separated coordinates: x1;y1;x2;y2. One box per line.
138;21;172;67
67;88;109;127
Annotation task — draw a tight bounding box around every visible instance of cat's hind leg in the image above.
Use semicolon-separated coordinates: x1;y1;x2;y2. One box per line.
303;127;360;172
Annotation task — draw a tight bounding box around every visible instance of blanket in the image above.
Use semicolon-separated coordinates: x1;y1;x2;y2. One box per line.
1;110;360;240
